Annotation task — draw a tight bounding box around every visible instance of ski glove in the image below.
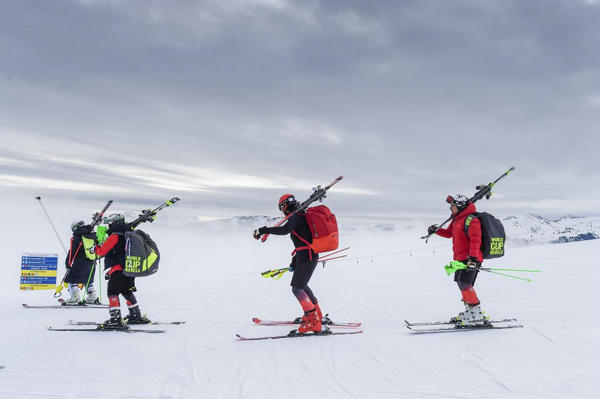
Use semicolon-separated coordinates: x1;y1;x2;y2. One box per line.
427;225;438;235
104;265;123;280
253;226;268;240
466;257;481;269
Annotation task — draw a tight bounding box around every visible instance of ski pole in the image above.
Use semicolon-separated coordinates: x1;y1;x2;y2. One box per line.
35;196;67;254
83;258;96;301
320;247;350;260
98;258;103;303
261;267;289;280
480;267;541;273
479;269;534;282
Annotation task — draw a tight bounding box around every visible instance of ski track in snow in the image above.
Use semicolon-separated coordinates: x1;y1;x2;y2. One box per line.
3;217;600;398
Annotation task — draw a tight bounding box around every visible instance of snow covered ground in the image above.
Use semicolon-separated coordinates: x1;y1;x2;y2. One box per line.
1;199;599;398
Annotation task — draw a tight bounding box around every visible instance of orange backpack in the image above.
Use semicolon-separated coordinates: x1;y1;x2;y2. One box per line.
292;205;339;255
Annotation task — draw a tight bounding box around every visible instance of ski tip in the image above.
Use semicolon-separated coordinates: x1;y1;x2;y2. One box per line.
252;318;261;324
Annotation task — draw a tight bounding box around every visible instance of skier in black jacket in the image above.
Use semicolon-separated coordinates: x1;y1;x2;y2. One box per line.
63;221;99;305
254;194;322;333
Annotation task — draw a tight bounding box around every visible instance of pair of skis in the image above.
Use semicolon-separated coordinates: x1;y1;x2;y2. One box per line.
47;320;186;334
22;302;108;309
405;318;523;334
237;315;363;341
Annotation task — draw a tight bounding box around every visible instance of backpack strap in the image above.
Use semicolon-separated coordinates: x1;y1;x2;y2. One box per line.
464;213;477;237
291;230;313;261
67;238;83;267
463;213;478;236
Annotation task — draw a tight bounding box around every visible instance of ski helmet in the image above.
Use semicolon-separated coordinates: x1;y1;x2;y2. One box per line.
70;220;85;232
103;213;125;225
278;194;298;214
446;194;469;207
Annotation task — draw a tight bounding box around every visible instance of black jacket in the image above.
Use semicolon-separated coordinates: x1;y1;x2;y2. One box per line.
64;225;95;284
262;213;317;263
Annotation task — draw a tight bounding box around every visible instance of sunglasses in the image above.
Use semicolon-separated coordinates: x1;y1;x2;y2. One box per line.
279;196;296;211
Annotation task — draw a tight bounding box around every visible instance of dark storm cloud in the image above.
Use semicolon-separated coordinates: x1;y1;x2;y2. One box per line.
1;0;599;219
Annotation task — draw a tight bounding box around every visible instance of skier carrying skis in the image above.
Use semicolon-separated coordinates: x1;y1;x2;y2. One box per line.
83;213;154;328
253;194;323;333
63;221;99;305
428;195;487;326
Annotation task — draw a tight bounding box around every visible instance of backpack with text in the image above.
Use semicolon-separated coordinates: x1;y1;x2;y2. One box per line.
464;212;506;259
123;230;161;277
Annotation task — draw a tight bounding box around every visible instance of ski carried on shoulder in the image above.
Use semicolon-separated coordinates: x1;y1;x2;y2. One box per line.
261;176;343;242
405;318;517;327
237;327;363;341
68;320;185;326
48;326;165;334
23;303;108;309
252;316;361;328
407;323;523;334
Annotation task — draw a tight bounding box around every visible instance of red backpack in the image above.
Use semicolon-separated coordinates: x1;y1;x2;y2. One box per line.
293;205;339;255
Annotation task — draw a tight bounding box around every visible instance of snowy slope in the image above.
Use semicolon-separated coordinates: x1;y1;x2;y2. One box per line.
1;201;599;398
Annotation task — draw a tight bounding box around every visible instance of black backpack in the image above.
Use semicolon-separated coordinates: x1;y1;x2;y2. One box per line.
464;212;506;259
122;230;161;277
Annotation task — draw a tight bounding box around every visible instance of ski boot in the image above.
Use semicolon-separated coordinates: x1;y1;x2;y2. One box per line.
64;284;83;306
83;285;101;305
99;308;128;330
294;302;325;324
124;305;151;325
450;302;469;323
315;304;334;325
457;304;489;327
297;308;322;334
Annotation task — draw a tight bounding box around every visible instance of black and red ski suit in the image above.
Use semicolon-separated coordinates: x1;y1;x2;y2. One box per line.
260;213;320;311
93;224;138;311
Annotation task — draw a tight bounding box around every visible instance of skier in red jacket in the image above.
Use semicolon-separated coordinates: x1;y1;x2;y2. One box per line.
428;194;488;326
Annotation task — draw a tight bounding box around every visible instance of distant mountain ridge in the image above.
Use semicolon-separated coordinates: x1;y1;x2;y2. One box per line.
502;214;600;245
154;213;600;246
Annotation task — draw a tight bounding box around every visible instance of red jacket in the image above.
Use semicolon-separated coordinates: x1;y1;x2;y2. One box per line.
436;202;483;262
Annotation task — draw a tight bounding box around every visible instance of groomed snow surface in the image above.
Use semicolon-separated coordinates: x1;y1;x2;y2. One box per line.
1;213;599;398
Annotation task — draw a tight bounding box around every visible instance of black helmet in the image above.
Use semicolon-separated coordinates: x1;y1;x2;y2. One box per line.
70;220;85;233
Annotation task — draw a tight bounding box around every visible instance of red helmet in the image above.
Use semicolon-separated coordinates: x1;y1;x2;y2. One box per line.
278;194;298;214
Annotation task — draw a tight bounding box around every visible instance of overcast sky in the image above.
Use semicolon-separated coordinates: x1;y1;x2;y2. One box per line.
1;0;599;221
